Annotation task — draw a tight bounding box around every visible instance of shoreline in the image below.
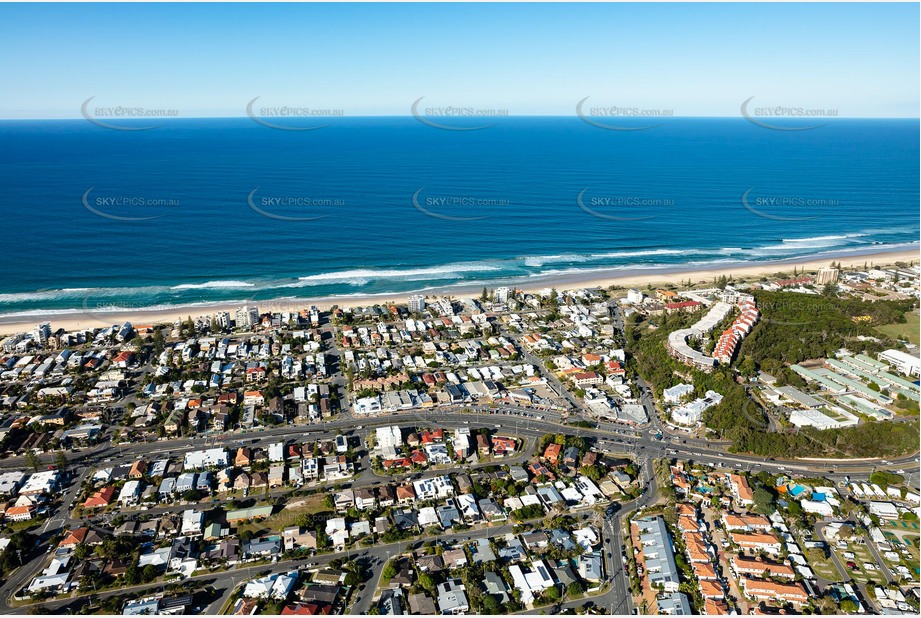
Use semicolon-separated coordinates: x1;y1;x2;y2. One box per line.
0;247;917;335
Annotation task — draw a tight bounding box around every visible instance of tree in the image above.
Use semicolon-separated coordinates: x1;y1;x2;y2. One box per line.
582;464;608;482
806;547;826;563
382;561;397;580
24;451;42;472
152;328;166;354
142;564;159;582
840;599;859;613
752;487;776;515
123;564;141;585
417;571;435;592
738;355;757;377
481;594;501;614
0;531;36;576
54;451;69;472
481;287;489;302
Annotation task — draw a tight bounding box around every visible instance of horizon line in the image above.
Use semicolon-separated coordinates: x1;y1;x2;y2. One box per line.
2;114;919;121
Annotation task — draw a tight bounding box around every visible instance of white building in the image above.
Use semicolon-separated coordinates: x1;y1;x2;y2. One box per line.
626;289;644;304
663;383;694;404
879;349;921;378
453;428;471;459
376;425;403;458
268;442;285;462
181;509;204;535
408;295;426;313
214;311;231;329
816;267;840;285
19;470;61;496
508;560;555;604
789;408;858;430
235;306;259;329
184;448;228;470
243;574;279;599
868;501;899;520
354;396;381;416
801;500;834;517
33;322;51;345
119;480;142;506
494;287;510;303
671;391;722;426
0;471;26;496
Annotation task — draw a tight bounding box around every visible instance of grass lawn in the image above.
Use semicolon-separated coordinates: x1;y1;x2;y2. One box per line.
875;310;921;345
7;519;47;532
794;532;841;581
830;541;882;584
807;551;843;582
880;530;920;582
236;494;332;537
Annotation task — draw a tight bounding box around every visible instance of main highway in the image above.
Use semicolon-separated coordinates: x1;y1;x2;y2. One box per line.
5;405;913;479
0;406;918;613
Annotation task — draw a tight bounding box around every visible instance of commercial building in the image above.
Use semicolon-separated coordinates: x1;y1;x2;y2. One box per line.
879;349;921;378
183;448;228;470
788;407;858;430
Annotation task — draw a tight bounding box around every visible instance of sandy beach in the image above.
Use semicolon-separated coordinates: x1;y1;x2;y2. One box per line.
1;247;917;336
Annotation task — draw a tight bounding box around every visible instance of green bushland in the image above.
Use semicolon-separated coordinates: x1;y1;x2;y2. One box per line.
626;292;920;458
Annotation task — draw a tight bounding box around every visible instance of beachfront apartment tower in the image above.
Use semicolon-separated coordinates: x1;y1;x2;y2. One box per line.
816;267;840;285
32;322;51;345
626;289;644;304
214;311;231;329
494;287;510;303
408;295;426;313
235;306;259;329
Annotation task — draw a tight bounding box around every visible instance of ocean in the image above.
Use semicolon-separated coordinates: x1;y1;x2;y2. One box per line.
0;117;917;319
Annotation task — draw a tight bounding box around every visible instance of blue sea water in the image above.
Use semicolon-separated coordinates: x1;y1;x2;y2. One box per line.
0;117;917;318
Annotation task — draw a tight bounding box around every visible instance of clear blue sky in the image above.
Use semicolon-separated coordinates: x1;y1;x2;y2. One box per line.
1;2;918;118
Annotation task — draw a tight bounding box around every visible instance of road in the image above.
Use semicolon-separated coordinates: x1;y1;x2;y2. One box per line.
2;510;563;615
1;303;917;615
812;519;897;610
598;458;657;615
6;406;913;479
